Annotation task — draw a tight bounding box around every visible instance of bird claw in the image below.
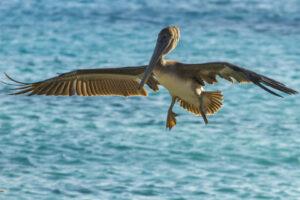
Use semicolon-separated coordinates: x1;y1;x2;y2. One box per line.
166;111;177;130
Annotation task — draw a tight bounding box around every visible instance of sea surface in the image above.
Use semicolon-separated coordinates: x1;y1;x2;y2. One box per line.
0;0;300;199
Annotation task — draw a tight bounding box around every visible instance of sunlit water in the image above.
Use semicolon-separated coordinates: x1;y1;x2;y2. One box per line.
0;0;300;199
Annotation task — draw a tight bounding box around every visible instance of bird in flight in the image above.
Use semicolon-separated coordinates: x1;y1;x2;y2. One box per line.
3;26;298;129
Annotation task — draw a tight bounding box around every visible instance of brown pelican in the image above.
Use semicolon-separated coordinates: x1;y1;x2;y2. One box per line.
3;26;298;129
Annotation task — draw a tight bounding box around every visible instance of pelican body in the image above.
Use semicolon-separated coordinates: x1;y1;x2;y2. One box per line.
4;26;298;129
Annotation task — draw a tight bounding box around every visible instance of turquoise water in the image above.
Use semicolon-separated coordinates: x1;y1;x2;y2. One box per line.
0;0;300;199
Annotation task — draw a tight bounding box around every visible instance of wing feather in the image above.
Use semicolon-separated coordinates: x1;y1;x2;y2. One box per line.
43;82;55;95
64;81;72;96
4;66;160;97
180;62;298;97
82;81;88;96
88;80;95;95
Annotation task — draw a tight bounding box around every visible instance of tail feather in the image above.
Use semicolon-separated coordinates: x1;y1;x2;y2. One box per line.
201;91;223;115
177;91;223;117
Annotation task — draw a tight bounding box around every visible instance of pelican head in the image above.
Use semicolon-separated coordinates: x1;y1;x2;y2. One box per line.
138;26;180;89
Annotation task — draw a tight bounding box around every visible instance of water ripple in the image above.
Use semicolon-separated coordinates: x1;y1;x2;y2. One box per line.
0;0;300;199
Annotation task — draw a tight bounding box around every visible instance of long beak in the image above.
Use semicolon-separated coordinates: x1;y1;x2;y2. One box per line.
138;38;171;89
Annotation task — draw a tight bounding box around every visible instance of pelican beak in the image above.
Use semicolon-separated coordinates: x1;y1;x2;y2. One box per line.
138;37;171;89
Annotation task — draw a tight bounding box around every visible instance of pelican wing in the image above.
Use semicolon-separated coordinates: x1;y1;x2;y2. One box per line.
5;66;159;96
180;62;298;97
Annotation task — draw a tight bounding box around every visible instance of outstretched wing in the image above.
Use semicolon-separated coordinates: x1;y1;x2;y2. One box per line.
180;62;298;97
4;66;160;96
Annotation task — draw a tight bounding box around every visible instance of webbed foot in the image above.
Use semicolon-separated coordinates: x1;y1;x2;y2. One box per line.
166;111;177;130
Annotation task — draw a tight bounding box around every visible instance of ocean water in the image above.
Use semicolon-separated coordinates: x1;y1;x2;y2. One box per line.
0;0;300;199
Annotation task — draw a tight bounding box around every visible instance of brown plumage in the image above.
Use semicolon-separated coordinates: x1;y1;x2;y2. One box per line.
3;26;298;130
179;62;297;97
177;91;223;116
5;67;159;96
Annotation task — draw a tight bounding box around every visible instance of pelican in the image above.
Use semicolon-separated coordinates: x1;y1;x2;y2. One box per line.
3;26;298;129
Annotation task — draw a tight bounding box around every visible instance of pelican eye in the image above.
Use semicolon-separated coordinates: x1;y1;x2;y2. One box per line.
161;33;172;40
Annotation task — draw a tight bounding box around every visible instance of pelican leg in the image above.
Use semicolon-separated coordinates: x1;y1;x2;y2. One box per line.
199;94;208;125
166;96;178;130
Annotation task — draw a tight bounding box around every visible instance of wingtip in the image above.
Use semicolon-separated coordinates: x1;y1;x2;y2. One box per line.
290;89;299;95
3;72;28;85
4;72;13;82
0;79;13;86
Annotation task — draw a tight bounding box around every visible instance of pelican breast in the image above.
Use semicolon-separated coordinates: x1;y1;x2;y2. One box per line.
154;68;202;107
